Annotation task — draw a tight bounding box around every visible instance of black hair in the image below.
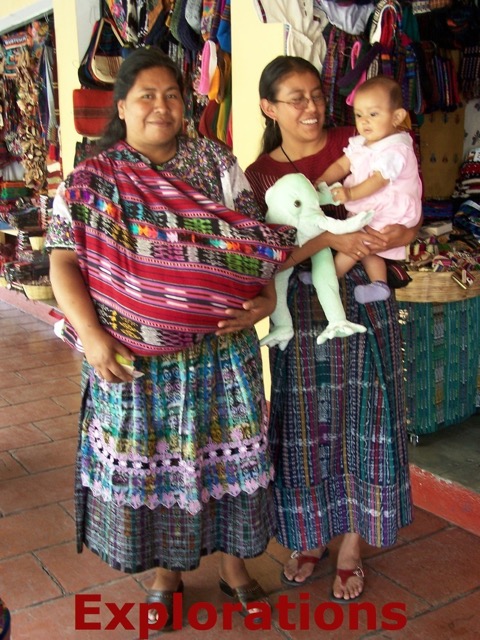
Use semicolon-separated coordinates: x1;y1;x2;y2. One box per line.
354;75;403;110
258;55;322;155
96;46;185;151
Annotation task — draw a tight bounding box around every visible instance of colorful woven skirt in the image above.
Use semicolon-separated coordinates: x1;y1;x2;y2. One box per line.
74;330;276;572
268;266;413;551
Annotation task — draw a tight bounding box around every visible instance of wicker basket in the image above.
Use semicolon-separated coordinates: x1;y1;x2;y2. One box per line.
22;283;54;300
395;271;480;303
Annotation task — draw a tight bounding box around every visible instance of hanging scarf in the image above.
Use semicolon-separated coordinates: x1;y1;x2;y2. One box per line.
64;141;294;355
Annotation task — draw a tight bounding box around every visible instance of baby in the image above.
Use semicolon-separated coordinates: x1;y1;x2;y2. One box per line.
316;75;422;304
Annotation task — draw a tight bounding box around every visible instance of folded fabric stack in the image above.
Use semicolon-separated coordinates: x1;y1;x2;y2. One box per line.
453;148;480;200
422;198;456;220
0;180;32;200
454;200;480;243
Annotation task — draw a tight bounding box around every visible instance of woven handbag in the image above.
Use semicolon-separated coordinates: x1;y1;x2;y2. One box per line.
72;88;114;137
78;18;124;89
90;17;124;85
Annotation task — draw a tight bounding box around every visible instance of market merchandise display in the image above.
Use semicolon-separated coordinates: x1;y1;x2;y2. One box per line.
0;17;58;298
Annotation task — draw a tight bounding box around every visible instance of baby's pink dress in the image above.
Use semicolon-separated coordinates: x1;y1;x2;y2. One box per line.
343;132;422;260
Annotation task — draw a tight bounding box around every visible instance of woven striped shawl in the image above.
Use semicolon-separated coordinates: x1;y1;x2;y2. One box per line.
64;142;294;354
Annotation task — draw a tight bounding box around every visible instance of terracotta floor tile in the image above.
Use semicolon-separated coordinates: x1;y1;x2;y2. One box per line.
0;323;33;337
0;554;63;609
368;527;480;607
0;372;31;390
36;542;124;594
59;499;76;519
0;397;70;428
11;437;77;473
52;391;81;413
18;360;83;384
11;578;147;640
0;332;57;350
0;465;75;514
367;590;480;639
37;348;83;367
273;565;430;640
0;504;74;559
0;353;50;374
33;414;79;441
397;506;450;542
0;377;79;405
0;451;28;481
0;338;60;360
0;309;39;325
0;423;50;451
18;327;57;343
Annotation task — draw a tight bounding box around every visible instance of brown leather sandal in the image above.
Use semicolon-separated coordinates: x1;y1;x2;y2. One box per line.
219;577;270;619
330;565;365;604
146;580;184;631
281;547;330;586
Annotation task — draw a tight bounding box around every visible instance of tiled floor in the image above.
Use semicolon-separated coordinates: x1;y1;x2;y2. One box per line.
408;414;480;493
1;297;480;639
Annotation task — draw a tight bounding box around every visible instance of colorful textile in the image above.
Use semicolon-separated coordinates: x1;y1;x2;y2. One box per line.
47;138;293;355
399;298;480;434
74;330;275;571
78;474;275;573
77;330;272;513
56;135;277;572
246;129;413;550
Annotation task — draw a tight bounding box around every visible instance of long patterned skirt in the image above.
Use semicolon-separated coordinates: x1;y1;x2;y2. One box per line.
269;265;413;551
74;330;275;573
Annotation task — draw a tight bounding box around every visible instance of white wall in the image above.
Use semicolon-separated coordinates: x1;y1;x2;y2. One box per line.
0;0;52;34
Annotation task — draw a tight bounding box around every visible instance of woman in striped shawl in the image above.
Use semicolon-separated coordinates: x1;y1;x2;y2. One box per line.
46;47;294;627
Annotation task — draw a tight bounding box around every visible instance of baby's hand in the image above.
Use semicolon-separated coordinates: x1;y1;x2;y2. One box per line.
316;181;342;207
331;185;349;204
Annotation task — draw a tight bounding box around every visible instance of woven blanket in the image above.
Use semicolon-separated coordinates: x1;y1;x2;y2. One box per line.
64;142;294;354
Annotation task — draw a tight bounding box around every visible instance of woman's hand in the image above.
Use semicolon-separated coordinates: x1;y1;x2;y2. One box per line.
327;230;385;261
216;281;276;334
82;328;136;383
365;223;419;250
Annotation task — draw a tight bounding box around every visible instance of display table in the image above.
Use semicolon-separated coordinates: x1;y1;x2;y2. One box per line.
396;272;480;440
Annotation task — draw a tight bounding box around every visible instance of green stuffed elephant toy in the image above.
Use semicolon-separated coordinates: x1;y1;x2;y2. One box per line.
260;173;374;350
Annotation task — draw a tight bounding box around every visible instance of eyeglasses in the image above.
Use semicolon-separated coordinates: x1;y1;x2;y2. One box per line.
273;95;325;110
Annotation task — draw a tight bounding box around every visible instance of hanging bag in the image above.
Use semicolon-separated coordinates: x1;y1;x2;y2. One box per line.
90;17;124;85
72;88;114;138
78;17;124;89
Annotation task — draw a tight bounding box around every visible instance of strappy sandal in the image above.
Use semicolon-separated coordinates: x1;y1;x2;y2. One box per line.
281;547;330;586
330;565;365;604
146;580;184;631
219;577;270;621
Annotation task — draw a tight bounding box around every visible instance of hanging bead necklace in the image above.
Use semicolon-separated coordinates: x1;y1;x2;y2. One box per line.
280;145;303;174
